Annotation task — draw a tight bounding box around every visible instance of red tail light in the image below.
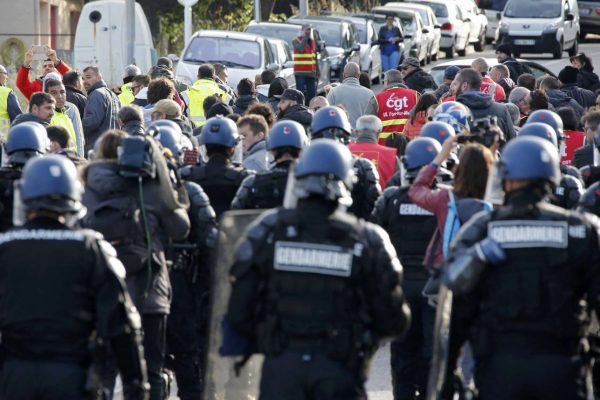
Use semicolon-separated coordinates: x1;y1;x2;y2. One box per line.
595;8;600;15
441;23;453;30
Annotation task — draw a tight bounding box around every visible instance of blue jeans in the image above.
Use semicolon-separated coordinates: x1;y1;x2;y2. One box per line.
381;51;401;73
295;75;317;105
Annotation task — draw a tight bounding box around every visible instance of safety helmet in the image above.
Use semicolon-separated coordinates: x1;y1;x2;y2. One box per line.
5;122;49;166
577;182;600;216
152;125;185;161
518;122;558;148
198;116;239;147
294;139;354;201
432;101;472;135
420;121;456;145
526;110;564;144
118;135;156;179
267;120;308;151
147;119;182;136
402;137;442;173
309;106;352;142
499;136;560;186
123;64;142;79
18;155;83;214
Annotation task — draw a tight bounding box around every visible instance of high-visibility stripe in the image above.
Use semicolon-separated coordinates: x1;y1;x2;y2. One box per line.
294;61;316;65
381;118;408;127
378;131;394;139
293;54;315;59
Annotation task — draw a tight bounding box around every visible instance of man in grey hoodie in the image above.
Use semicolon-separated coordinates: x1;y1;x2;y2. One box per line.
327;62;376;129
540;76;584;122
81;66;121;154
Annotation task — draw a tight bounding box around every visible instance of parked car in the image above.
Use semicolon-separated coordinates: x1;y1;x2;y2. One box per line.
341;16;382;82
410;0;471;58
371;7;429;65
176;30;279;89
245;21;331;90
351;13;409;65
478;0;509;42
429;57;557;86
496;0;580;59
455;0;488;51
288;16;362;82
266;38;295;89
577;0;600;41
385;2;442;62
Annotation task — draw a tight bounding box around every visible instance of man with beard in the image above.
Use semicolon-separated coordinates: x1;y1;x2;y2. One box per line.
277;88;312;131
12;92;55;127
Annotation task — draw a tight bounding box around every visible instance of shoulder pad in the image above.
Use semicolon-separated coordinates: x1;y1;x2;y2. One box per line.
246;208;279;242
98;239;126;279
80;228;104;241
184;181;211;207
562;174;584;190
382;186;400;200
179;165;194;179
241;174;257;189
562;164;583;181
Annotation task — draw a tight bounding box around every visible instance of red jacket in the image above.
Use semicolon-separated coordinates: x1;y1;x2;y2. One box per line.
16;61;71;100
562;129;585;166
408;164;450;269
403;111;427;140
348;140;397;188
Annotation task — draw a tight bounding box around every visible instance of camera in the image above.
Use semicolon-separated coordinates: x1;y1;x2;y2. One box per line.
457;116;502;148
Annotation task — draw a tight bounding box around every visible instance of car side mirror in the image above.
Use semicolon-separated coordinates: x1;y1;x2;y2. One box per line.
565;13;575;21
283;60;294;69
167;53;180;63
352;43;361;51
317;40;326;51
266;63;280;71
496;12;502;20
464;18;471;22
422;28;430;34
404;34;413;39
434;24;441;29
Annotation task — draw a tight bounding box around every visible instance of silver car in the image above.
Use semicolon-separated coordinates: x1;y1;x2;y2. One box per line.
343;16;383;82
577;0;600;40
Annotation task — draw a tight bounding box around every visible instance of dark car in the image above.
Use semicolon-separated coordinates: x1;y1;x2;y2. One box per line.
577;0;600;40
288;16;362;81
245;21;331;89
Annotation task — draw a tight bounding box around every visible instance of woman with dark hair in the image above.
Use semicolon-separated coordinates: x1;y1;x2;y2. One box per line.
403;93;438;139
557;106;585;166
570;53;600;92
359;72;372;89
409;137;494;270
267;77;289;113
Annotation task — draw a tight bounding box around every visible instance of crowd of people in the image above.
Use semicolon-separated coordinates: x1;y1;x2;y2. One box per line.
1;40;600;400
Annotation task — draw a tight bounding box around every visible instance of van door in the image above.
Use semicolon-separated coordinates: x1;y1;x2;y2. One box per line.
563;0;576;47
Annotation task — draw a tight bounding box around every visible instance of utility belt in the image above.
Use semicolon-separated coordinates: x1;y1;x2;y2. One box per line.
167;242;200;280
473;329;582;357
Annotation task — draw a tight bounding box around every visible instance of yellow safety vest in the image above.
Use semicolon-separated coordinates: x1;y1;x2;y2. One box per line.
50;110;78;152
118;82;135;105
185;79;227;125
0;86;12;141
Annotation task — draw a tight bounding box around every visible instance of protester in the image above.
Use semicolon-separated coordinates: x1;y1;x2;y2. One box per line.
378;14;403;73
17;46;71;99
570;52;600;93
117;105;145;136
156;56;189;93
558;65;596;109
232;78;259;115
489;64;515;96
45;79;85;156
12;92;54;127
238;114;270;172
246;102;276;127
359;72;372;89
495;44;526;81
433;66;460;100
46;125;86;166
131;74;151;107
0;64;22;137
256;70;275;102
403;92;438;140
472;57;506;101
557;106;585;166
308;95;329;113
573;111;600;168
516;73;536;91
62;70;87;119
539;76;584;121
181;64;227;126
277;88;313;130
150;98;194;137
144;77;176;124
327;62;376;128
118;64;142;105
266;77;288;113
399;57;437;93
292;24;319;104
508;86;530;121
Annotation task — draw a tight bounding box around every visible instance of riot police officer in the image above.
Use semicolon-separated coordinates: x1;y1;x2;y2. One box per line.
0;121;48;231
519;122;584;209
153;125;218;400
309;106;381;219
231;120;307;210
442;136;600;399
372;137;444;400
0;155;149;399
226;140;411;400
181;116;254;219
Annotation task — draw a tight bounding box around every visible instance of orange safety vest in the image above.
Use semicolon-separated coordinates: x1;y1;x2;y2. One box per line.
293;37;317;76
376;87;418;145
562;129;585;166
348;141;397;188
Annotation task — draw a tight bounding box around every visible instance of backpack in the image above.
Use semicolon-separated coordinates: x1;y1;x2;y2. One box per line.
442;191;493;258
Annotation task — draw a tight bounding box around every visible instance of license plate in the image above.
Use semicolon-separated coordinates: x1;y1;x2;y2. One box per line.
514;39;535;45
580;8;592;14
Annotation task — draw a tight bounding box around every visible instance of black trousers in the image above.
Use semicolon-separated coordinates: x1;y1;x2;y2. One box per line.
166;268;209;400
0;359;88;399
390;278;435;400
475;353;589;400
103;313;167;400
259;351;366;400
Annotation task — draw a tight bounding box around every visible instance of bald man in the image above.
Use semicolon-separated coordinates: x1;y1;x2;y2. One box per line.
326;62;376;128
471;57;506;101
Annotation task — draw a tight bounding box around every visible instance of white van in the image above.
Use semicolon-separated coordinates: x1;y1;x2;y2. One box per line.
176;31;285;90
496;0;580;59
73;0;155;87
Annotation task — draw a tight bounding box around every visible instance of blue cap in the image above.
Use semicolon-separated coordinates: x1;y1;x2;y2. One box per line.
444;66;461;80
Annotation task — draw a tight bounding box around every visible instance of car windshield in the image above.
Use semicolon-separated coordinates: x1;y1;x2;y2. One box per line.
184;37;261;68
488;0;509;11
356;24;368;43
245;25;299;47
400;17;416;33
504;0;561;18
420;3;449;18
305;21;341;47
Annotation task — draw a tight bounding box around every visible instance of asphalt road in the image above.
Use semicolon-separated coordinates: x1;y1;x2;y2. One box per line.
113;35;600;400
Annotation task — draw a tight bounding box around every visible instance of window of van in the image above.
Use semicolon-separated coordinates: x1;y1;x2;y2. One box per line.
246;25;298;48
504;0;562;18
184;37;262;69
422;3;450;18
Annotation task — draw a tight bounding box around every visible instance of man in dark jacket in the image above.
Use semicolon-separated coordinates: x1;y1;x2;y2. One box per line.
495;44;527;82
82;135;190;400
11;92;54;127
558;66;596;109
82;66;121;154
540;76;584;122
400;57;437;93
573;111;600;169
117;105;145;136
455;68;516;140
232;78;258;115
277;88;313;130
62;71;87;120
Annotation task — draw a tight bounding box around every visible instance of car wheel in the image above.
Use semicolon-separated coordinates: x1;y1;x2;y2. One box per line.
514;52;521;58
457;36;468;57
568;38;579;57
426;47;432;64
432;50;438;61
474;30;485;52
580;31;588;41
552;38;563;59
445;43;455;59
